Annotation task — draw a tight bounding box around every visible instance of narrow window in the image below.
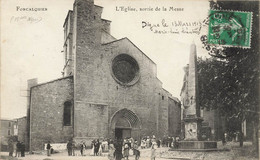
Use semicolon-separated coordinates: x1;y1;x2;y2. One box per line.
8;130;10;135
63;101;72;126
9;122;11;127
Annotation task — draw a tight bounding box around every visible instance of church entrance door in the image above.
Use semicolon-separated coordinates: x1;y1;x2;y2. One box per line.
111;109;141;141
114;117;131;139
115;128;131;140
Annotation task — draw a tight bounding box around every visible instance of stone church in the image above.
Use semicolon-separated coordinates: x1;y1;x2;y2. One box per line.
28;0;181;151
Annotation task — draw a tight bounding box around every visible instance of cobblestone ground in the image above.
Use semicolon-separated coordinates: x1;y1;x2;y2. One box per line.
0;142;258;160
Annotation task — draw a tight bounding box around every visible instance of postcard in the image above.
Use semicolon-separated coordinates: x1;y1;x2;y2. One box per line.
1;0;259;159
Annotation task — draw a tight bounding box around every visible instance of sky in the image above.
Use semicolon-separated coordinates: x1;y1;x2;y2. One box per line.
1;0;210;119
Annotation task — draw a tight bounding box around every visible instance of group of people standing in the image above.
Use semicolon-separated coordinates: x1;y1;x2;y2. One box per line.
141;135;158;160
8;139;26;157
221;131;244;147
123;137;140;160
79;139;103;156
66;139;76;156
91;139;102;156
161;136;180;148
141;136;161;149
108;138;141;160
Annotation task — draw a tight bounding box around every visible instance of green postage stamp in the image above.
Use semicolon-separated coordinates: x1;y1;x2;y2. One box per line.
208;10;252;48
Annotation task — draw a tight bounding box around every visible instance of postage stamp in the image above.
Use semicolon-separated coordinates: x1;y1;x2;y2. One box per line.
207;10;252;48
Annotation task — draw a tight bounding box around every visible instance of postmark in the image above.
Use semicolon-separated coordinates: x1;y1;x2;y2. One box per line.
207;10;252;48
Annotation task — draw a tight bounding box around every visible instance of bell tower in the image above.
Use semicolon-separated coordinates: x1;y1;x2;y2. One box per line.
72;0;106;142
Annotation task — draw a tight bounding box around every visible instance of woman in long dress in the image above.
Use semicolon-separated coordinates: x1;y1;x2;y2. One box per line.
98;142;102;156
151;141;157;160
80;142;86;156
90;140;95;156
123;140;130;160
103;140;109;152
108;140;115;160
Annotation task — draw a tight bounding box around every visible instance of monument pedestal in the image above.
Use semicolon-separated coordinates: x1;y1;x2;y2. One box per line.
183;116;203;140
177;141;217;151
177;116;217;151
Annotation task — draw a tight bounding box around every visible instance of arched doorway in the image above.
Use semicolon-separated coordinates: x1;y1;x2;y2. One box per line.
110;109;141;140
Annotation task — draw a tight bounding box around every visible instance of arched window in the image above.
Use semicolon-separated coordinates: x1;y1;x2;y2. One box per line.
63;101;72;126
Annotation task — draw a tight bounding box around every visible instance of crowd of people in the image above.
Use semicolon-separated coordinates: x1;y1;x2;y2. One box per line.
43;132;244;158
8;139;26;157
8;131;245;159
9;135;179;159
43;135;180;159
62;136;157;159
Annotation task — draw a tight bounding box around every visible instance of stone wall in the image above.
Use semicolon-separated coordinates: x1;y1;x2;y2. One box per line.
30;76;73;151
101;30;116;44
168;97;181;137
101;19;111;34
74;103;109;137
158;89;170;137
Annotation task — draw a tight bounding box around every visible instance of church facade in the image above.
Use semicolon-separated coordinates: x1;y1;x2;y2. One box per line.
28;0;181;151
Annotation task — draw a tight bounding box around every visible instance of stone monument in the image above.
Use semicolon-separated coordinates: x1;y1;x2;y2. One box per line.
183;42;203;141
178;43;217;151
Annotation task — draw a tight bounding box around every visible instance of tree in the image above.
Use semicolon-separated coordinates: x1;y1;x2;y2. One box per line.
197;57;255;131
198;0;259;156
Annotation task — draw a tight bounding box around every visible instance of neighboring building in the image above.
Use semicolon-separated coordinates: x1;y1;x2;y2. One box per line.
1;117;29;151
28;0;181;151
16;116;29;151
0;119;17;151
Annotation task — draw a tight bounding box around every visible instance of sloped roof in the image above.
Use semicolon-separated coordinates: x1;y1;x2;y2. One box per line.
31;76;73;89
